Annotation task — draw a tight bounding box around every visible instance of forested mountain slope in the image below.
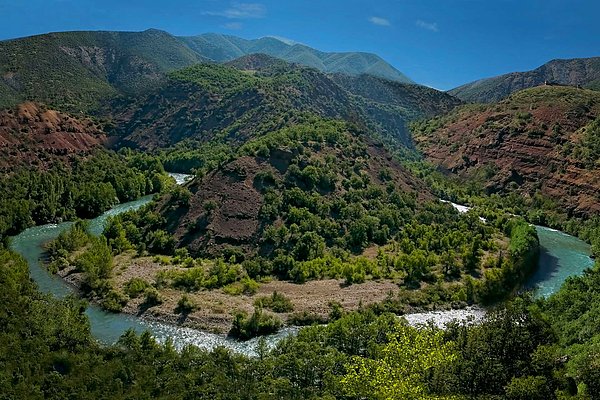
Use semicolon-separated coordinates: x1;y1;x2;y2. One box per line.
110;56;460;150
0;29;207;112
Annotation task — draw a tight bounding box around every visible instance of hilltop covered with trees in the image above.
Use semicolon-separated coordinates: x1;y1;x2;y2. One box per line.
43;118;540;335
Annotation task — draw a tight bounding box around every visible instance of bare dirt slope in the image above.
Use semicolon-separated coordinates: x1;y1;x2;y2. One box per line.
414;86;600;216
0;102;106;170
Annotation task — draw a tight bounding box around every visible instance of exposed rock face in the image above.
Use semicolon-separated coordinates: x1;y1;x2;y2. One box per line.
164;156;269;255
0;102;105;170
414;86;600;217
157;135;432;258
59;45;163;92
449;57;600;103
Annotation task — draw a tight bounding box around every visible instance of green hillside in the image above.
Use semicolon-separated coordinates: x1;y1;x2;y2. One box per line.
0;29;206;112
111;56;457;151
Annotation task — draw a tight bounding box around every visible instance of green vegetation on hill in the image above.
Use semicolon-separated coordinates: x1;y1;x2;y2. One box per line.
0;29;205;111
573;115;600;168
112;61;361;149
169;63;259;94
114;58;459;153
95;119;539;315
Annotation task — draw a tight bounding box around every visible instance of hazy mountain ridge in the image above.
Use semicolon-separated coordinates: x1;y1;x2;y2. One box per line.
179;33;414;83
449;57;600;103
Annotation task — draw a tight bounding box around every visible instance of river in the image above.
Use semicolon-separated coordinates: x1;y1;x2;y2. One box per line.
9;173;297;355
8;186;594;353
442;201;595;298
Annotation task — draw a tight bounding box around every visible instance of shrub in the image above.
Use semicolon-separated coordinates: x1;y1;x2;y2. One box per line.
229;307;282;340
143;287;163;307
148;230;176;255
46;221;90;259
254;291;294;313
101;290;128;313
124;278;150;298
288;311;327;326
175;294;197;314
223;278;260;296
328;301;344;321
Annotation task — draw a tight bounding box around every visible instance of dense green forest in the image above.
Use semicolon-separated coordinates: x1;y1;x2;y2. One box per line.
0;150;171;243
2;244;600;399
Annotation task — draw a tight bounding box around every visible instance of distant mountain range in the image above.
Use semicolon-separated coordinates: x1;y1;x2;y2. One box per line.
449;57;600;103
180;33;413;83
0;29;412;112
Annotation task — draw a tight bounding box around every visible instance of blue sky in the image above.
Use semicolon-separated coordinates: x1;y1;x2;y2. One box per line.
0;0;598;89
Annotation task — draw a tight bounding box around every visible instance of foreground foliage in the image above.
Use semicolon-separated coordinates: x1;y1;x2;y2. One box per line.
2;244;598;398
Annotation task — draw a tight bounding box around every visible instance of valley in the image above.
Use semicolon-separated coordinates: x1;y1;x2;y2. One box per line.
9;190;593;350
1;23;600;400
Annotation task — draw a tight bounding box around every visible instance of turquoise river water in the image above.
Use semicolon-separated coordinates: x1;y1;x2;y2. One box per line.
9;183;595;353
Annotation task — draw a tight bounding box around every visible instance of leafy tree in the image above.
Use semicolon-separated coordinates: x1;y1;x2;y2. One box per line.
341;324;456;399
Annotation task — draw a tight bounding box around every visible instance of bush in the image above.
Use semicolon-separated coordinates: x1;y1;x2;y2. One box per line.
288;311;328;326
74;237;114;294
148;230;176;255
124;278;150;298
254;291;294;313
143;287;163;307
229;307;282;340
175;294;197;314
46;220;90;259
101;290;128;313
222;277;260;296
